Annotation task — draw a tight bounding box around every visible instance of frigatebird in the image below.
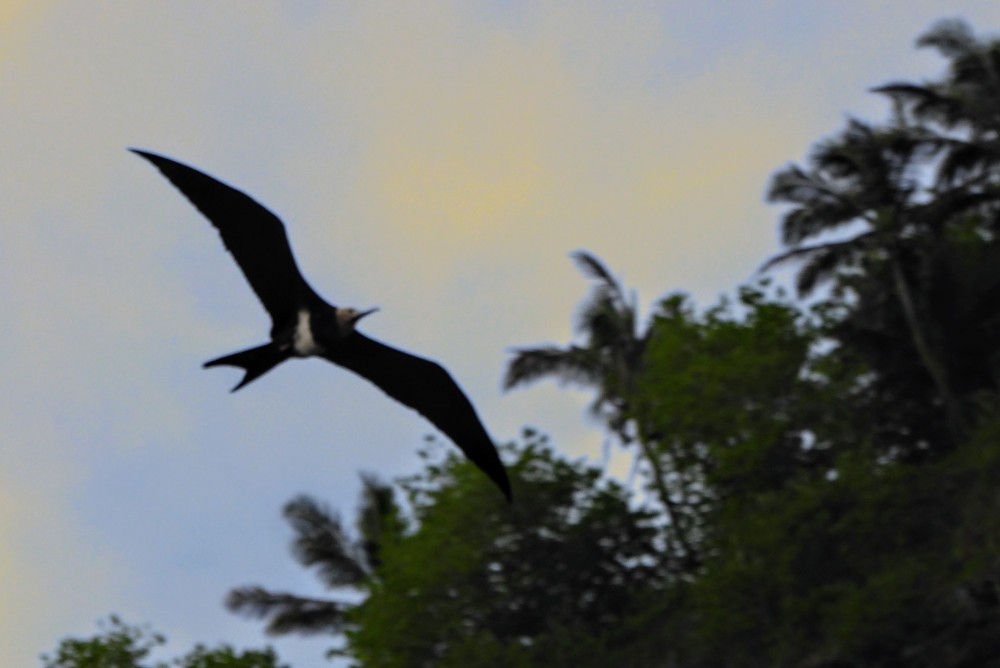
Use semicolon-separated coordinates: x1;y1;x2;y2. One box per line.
132;149;512;501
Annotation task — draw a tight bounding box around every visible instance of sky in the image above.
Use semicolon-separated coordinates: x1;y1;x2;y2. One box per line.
3;2;1000;665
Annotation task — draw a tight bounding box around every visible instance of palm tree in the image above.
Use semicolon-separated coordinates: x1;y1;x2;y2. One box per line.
765;21;1000;442
506;252;642;428
763;115;981;438
873;19;1000;189
226;474;401;654
766;59;1000;445
504;251;695;566
870;19;1000;321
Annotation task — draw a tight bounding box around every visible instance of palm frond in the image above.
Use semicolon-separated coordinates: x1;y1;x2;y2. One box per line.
571;250;620;290
760;234;876;295
873;83;959;122
778;199;867;246
759;237;865;272
937;141;999;185
818;120;916;202
767;165;866;240
356;473;401;570
767;165;836;205
503;345;603;391
916;184;1000;231
225;586;350;636
917;18;976;59
872;82;943;105
576;289;636;345
794;244;857;296
810;120;875;180
283;495;368;587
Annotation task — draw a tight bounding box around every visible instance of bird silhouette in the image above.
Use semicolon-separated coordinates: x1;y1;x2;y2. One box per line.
132;149;511;501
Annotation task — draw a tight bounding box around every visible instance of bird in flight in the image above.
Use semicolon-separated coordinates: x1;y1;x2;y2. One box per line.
132;149;512;501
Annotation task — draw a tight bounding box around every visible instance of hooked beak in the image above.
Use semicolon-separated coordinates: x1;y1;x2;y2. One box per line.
351;307;379;324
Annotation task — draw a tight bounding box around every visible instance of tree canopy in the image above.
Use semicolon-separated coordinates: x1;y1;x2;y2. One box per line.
41;616;287;668
226;19;1000;667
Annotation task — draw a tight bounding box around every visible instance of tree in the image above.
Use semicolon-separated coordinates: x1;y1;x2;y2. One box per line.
345;431;665;668
628;284;837;554
765;120;971;437
226;475;402;657
674;404;1000;668
616;288;1000;667
503;251;694;567
42;616;165;668
225;431;666;667
870;18;1000;408
763;20;1000;448
670;22;1000;665
41;616;287;668
504;252;644;436
874;18;1000;187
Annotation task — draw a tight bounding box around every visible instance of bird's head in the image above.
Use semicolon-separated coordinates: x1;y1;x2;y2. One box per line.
337;306;379;333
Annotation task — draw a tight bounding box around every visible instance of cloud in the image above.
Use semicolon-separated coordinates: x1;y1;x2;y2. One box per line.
269;3;817;372
0;1;52;73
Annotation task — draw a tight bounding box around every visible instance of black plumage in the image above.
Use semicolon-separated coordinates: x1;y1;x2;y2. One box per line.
132;149;511;501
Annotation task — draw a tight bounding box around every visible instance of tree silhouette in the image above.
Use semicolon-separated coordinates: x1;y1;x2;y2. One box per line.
347;433;665;667
874;19;1000;187
764;20;1000;443
763;119;990;440
41;615;287;668
504;251;695;567
226;474;401;655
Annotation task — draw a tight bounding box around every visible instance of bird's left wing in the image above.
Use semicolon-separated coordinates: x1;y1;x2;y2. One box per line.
131;149;326;324
324;334;512;501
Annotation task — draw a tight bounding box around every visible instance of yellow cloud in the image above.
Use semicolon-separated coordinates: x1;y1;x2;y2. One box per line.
355;23;568;257
0;0;45;30
0;1;52;74
328;5;795;299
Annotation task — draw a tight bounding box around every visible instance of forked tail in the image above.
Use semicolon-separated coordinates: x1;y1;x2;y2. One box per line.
204;343;290;392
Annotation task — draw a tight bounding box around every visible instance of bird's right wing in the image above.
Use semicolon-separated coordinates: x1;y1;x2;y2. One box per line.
132;149;326;323
324;333;512;501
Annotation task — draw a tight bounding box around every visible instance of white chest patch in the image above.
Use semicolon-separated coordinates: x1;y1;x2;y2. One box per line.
292;310;324;356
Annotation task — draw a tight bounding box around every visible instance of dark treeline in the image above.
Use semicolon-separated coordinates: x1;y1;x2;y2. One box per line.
47;18;1000;668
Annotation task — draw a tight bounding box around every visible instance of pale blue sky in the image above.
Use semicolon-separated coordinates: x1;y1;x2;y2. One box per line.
3;3;999;665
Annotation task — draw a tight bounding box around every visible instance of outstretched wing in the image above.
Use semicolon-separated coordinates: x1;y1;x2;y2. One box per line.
324;333;512;501
131;149;326;324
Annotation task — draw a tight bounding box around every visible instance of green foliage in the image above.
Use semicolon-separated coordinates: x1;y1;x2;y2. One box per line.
637;285;820;489
345;432;665;667
658;20;1000;666
764;18;1000;447
41;616;286;668
504;252;698;567
683;414;1000;668
42;616;165;668
172;644;286;668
